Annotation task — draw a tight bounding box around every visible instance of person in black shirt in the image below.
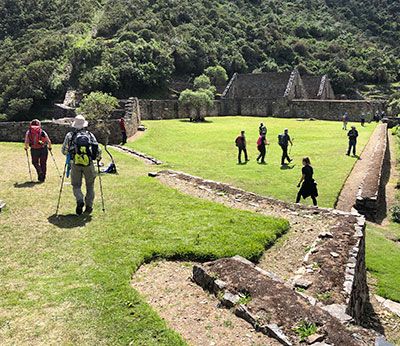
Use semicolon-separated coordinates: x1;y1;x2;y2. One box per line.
346;126;358;156
235;130;249;164
259;123;267;135
278;128;293;165
296;157;318;206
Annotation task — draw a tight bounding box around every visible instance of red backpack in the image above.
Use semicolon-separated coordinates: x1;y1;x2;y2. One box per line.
28;126;45;149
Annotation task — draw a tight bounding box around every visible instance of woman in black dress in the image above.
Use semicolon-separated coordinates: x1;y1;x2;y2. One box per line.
296;157;318;206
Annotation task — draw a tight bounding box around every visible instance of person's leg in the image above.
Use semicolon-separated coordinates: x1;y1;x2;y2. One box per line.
346;142;351;155
296;191;301;203
83;164;97;209
71;164;84;211
31;150;42;179
281;147;285;165
244;148;248;161
261;148;266;163
238;147;242;163
39;150;48;181
122;132;127;145
282;146;289;163
311;196;317;206
352;142;356;156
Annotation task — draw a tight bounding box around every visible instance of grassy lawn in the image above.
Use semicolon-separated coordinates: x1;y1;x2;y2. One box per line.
129;117;376;207
0;142;288;345
366;223;400;302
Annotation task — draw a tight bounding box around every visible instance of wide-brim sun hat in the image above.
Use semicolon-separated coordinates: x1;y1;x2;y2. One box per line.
72;114;88;129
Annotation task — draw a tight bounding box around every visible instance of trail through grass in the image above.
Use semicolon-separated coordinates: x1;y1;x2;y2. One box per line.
0;142;288;345
129;117;376;207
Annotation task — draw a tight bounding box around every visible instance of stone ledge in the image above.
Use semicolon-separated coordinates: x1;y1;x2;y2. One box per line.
0;200;5;212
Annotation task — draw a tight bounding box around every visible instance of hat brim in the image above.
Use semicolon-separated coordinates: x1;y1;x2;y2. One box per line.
72;120;88;129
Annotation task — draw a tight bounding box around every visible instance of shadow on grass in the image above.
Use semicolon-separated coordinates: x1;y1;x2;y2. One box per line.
280;164;296;170
179;119;214;124
13;181;41;188
48;214;92;228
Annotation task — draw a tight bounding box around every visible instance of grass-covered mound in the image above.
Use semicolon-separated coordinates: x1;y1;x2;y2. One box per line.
130;117;376;207
0;142;288;345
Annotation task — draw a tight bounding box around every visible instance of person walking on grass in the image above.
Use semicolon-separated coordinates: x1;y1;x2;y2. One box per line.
361;112;366;127
342;112;349;130
259;122;267;135
256;132;267;164
278;128;293;165
296;157;318;206
346;125;358;156
235;130;249;164
62;115;102;215
24;119;52;182
119;117;127;145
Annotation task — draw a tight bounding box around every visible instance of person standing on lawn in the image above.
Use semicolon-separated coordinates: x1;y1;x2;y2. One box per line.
119;117;127;145
235;130;249;164
296;157;318;206
278;128;293;165
259;122;267;135
61;115;102;215
342;112;349;130
361;112;366;127
346;125;358;156
256;132;267;164
24;119;52;182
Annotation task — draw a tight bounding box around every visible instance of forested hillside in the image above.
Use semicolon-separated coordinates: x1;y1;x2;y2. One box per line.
1;0;399;120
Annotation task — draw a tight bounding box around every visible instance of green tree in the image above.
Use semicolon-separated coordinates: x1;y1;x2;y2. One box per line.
179;89;214;122
204;65;228;86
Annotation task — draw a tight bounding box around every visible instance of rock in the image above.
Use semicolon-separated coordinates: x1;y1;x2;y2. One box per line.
374;295;386;304
383;299;400;316
375;336;396;346
148;172;159;177
330;252;339;258
305;333;325;344
0;200;6;211
294;279;312;289
311;343;332;346
232;255;254;266
192;265;214;291
322;304;353;323
213;279;227;292
261;324;293;346
221;291;240;308
306;269;314;273
235;304;256;325
318;231;333;238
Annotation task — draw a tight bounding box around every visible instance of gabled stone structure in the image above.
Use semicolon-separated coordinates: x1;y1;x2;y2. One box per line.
222;69;335;101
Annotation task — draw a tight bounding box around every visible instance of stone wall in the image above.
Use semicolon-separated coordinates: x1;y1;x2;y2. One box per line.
355;124;388;220
0;98;141;145
139;98;385;121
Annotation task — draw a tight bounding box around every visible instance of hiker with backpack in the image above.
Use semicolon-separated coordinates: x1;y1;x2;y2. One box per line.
235;130;249;164
296;157;318;206
278;128;293;166
119;117;127;145
24;119;52;182
259;122;267;135
256;132;267;164
61;115;102;215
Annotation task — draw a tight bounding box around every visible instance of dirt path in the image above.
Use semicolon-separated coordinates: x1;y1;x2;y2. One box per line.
336;124;385;212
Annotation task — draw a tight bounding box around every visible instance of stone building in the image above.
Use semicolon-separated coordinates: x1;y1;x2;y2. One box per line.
222;69;335;101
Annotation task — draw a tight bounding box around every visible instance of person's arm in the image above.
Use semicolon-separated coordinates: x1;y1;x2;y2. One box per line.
61;133;71;155
289;136;293;146
44;133;52;150
297;173;305;187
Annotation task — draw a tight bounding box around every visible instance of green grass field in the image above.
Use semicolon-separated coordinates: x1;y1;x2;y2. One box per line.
129;117;376;207
0;142;288;345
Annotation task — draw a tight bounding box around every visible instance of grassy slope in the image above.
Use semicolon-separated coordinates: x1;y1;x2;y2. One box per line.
0;142;288;345
366;224;400;302
130;117;376;208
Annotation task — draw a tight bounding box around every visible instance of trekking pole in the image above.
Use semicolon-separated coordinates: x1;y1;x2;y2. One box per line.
97;160;105;212
25;149;33;182
49;150;62;178
55;158;68;216
289;139;294;155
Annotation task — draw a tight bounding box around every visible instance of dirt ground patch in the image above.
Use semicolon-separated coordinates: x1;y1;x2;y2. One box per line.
132;261;281;346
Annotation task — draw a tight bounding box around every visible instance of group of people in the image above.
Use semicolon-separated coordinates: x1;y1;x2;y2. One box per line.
344;110;385;129
235;123;317;205
24;115;101;215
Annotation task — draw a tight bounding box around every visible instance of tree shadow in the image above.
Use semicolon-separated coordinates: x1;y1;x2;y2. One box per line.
280;164;296;170
13;181;41;188
48;214;92;228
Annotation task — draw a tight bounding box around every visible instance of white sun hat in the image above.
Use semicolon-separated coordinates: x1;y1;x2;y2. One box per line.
72;114;88;129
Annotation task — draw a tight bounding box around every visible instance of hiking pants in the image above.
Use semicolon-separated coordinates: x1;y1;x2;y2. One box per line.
281;145;290;165
71;163;97;208
347;140;356;156
238;146;248;163
31;148;48;179
257;147;266;163
121;131;127;145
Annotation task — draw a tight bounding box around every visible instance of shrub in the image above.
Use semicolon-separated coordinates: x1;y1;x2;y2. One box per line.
390;204;400;223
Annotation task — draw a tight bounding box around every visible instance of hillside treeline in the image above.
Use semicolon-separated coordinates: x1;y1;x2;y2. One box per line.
1;0;399;120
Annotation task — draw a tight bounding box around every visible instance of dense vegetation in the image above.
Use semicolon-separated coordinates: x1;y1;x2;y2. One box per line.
1;0;400;120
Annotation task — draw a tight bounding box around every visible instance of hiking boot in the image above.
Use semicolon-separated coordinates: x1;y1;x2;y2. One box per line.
76;202;84;215
38;172;44;182
84;206;93;214
288;159;293;163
